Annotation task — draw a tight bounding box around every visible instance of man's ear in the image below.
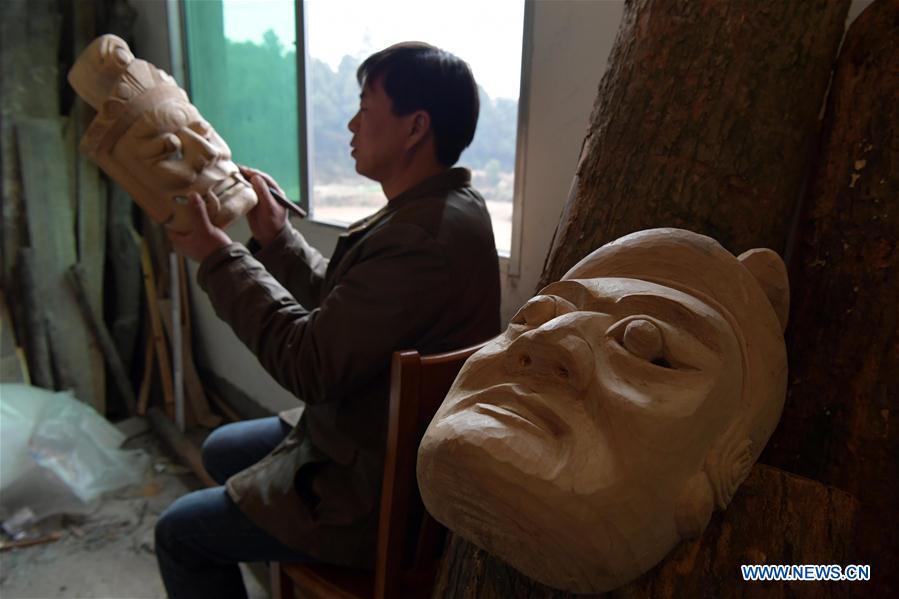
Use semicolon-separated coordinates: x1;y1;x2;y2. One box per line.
406;110;431;149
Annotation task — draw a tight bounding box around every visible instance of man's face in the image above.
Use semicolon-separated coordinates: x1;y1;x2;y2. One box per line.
112;97;255;230
347;78;414;182
419;277;743;589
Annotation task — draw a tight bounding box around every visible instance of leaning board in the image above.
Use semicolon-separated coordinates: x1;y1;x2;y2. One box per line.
19;117;100;409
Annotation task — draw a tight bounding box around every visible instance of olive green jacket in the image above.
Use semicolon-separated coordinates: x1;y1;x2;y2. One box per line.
196;168;501;567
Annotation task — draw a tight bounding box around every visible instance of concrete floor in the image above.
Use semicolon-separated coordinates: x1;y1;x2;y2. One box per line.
0;427;269;599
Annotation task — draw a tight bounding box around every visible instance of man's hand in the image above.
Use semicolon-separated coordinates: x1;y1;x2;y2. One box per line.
240;165;287;247
167;192;232;262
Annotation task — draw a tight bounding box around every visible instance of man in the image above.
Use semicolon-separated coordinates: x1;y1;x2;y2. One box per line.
155;42;501;599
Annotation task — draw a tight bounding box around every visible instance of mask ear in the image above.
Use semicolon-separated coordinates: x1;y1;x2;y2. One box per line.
738;248;790;331
674;471;714;539
677;423;755;540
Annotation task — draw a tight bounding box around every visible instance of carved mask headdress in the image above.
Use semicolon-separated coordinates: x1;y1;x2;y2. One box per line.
68;34;256;232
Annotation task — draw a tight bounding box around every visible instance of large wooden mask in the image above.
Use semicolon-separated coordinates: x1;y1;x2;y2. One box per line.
68;34;256;233
417;228;790;593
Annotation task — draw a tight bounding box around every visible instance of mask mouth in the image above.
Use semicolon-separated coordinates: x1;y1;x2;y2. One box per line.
435;382;577;484
212;172;244;198
469;383;568;439
170;171;242;206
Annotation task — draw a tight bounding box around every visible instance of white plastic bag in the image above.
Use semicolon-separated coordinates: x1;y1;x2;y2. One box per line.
0;384;149;521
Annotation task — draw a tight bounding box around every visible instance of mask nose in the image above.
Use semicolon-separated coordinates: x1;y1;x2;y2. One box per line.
505;325;595;392
183;130;220;169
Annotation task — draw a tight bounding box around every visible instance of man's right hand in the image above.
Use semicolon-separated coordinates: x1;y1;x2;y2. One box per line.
240;165;287;247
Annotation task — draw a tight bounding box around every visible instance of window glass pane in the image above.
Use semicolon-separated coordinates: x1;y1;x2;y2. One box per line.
305;0;524;252
183;0;302;204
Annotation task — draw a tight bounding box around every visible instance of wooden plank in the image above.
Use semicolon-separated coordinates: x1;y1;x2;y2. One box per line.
146;407;217;488
0;290;26;384
0;0;27;290
67;263;137;416
15;348;31;386
74;116;107;407
0;0;61;290
71;0;107;412
158;297;221;429
18;117;98;408
133;229;174;417
137;332;155;416
178;256;221;427
13;248;52;388
179;315;222;426
0;531;63;552
169;253;185;430
143;220;172;298
106;190;142;396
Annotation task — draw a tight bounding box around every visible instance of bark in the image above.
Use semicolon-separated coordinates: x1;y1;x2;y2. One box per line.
432;466;858;598
538;0;849;289
759;1;899;595
436;0;864;595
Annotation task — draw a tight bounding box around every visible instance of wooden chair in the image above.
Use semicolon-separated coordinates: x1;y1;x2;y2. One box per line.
271;341;487;599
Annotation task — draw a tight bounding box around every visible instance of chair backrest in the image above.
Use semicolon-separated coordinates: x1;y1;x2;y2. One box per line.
374;341;488;598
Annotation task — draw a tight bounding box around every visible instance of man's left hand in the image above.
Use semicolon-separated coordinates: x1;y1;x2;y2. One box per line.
167;192;232;262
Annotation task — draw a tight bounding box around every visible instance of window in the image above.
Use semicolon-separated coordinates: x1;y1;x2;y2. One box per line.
182;0;302;203
181;0;525;254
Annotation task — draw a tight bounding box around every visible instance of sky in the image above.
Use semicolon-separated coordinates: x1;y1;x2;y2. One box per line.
221;0;525;100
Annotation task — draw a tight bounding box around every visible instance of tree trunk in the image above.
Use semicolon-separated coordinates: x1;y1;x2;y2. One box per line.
538;0;849;289
433;0;863;595
759;1;899;595
433;466;858;598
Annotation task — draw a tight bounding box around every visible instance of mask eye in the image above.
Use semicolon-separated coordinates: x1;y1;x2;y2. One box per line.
511;295;577;327
611;318;670;367
163;134;183;161
191;120;213;138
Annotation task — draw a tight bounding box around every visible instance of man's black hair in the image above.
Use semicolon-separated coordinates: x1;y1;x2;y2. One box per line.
357;42;479;167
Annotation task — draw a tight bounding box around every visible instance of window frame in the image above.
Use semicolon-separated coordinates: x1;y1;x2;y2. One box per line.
507;0;534;272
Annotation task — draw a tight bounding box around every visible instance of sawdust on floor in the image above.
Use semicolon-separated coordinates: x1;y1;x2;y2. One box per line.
0;427;269;599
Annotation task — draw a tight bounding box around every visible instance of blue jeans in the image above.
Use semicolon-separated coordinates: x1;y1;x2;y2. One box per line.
154;417;312;599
